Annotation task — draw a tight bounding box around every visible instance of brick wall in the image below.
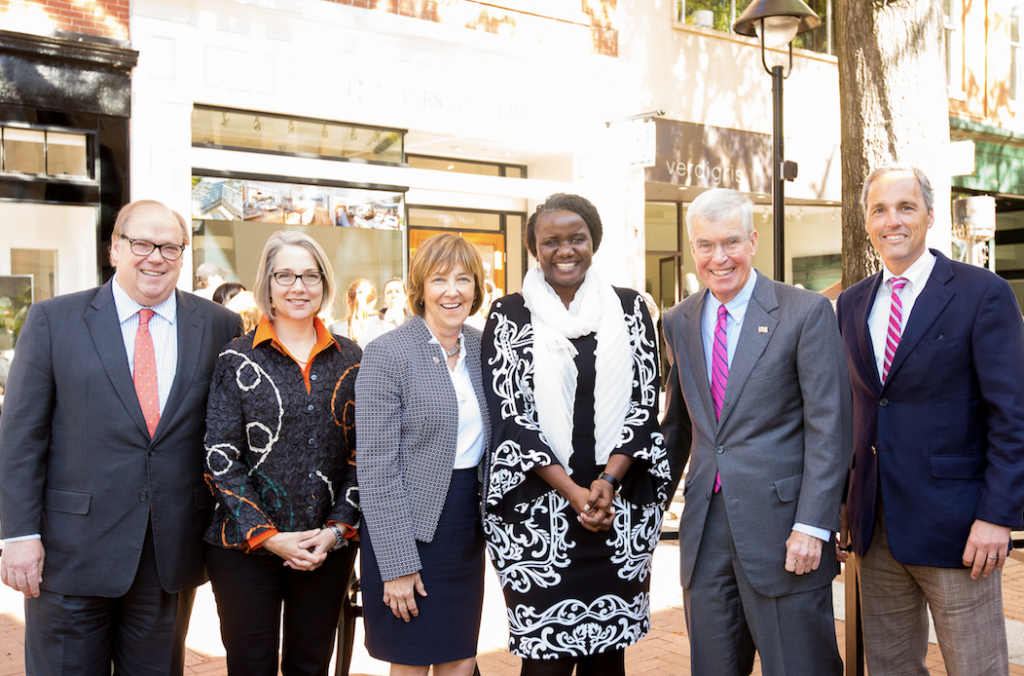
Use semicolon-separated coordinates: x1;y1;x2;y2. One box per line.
0;0;129;41
329;0;619;56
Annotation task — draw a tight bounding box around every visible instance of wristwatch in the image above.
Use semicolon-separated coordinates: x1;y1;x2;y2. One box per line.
327;523;347;551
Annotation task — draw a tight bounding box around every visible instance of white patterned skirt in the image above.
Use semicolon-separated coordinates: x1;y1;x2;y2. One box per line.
483;490;663;659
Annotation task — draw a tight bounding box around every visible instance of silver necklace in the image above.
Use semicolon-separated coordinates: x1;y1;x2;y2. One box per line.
445;339;460;358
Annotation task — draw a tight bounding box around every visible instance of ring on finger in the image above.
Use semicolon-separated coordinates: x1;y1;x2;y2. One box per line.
987;554;999;560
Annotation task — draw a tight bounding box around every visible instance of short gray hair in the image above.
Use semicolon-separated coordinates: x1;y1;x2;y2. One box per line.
686;189;755;242
253;231;336;321
861;165;934;214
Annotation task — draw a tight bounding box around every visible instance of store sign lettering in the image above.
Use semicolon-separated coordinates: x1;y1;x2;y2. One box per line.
663;161;744;185
646;119;771;194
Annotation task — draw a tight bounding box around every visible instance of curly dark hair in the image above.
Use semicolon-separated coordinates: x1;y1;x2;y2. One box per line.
524;193;603;257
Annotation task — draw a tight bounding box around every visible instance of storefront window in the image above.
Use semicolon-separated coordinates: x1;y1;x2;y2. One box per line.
46;132;89;178
676;0;833;55
192;176;405;322
407;155;527;178
0;203;97;351
192;107;404;165
3;128;44;174
1;128;91;178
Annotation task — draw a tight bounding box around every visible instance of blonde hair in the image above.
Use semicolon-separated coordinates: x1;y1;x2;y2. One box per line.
407;234;485;317
226;291;261;333
253;231;336;321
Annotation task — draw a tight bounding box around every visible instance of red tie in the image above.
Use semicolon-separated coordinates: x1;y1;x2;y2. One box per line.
134;309;160;437
882;278;908;384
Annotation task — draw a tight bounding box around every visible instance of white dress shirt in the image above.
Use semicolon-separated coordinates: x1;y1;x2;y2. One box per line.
866;250;936;381
428;331;485;470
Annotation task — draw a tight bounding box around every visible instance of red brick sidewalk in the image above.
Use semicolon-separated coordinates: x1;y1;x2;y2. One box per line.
0;558;1022;675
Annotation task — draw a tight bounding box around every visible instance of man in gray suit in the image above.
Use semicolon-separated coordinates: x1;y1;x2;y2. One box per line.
0;200;241;675
662;188;852;675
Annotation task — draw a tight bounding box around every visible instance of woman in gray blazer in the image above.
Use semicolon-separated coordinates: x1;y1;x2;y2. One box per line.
355;233;491;676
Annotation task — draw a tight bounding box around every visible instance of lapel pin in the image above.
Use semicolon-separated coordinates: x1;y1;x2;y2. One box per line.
758;326;768;333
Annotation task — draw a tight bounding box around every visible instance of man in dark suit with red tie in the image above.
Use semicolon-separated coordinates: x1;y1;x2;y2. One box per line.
837;165;1024;676
0;200;241;674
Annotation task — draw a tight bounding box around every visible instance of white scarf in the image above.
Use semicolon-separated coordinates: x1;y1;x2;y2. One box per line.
522;266;632;472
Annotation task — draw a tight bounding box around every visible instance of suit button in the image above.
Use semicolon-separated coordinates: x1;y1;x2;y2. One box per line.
308;438;316;446
139;493;149;502
306;404;314;412
148;449;155;456
871;446;876;455
715;445;724;454
307;506;315;512
879;398;889;407
310;374;318;381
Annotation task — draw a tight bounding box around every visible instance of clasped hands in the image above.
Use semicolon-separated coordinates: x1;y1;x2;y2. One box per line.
569;479;617;533
263;524;348;571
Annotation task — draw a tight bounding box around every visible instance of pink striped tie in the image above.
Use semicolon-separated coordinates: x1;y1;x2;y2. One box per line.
882;278;908;384
711;304;728;493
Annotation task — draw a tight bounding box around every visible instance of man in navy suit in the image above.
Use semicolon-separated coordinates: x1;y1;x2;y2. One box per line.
0;200;240;675
837;165;1024;676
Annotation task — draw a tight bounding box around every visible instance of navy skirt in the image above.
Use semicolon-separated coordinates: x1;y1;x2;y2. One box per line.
361;469;485;665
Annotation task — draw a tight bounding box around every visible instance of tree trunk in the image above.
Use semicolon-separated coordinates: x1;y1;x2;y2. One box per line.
836;0;950;288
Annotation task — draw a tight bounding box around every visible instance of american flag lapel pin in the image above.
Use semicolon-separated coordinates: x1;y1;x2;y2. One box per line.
758;326;768;333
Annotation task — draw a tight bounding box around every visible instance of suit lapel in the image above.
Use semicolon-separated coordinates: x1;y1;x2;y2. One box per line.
85;281;151;439
155;290;203;441
718;275;778;431
853;273;884;393
682;290;717;432
884;252;954;386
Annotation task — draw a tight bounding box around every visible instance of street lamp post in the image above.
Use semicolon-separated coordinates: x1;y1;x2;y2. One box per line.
733;0;820;282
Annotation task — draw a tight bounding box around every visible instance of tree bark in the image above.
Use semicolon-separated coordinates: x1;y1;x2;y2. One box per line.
836;0;950;288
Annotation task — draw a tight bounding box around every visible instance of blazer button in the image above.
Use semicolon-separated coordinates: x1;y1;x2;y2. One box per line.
306;404;314;412
139;492;149;502
308;438;315;446
871;445;877;454
715;445;724;454
879;398;889;407
310;374;318;381
148;449;155;456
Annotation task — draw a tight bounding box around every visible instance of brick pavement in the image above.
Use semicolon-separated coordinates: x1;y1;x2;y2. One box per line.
0;554;1022;674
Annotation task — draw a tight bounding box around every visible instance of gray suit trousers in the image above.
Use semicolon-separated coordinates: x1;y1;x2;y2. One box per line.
683;491;843;676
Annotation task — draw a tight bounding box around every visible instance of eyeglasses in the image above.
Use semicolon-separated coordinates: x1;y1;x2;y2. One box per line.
693;237;748;258
120;235;186;261
272;271;323;286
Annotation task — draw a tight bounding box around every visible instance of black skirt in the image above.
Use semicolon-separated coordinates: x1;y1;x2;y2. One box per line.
360;469;486;665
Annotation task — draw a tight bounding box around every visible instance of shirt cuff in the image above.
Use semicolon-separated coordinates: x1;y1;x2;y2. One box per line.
793;522;832;542
3;534;42;544
326;521;359;539
247;528;279;550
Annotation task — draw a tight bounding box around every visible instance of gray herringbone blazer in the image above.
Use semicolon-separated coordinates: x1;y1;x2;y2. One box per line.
355;316;491;582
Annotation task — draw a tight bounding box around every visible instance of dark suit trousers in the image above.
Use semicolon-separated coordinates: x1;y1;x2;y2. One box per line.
24;519;195;676
683;491;842;676
206;542;356;676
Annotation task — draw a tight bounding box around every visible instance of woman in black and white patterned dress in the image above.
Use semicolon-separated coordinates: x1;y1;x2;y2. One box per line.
482;194;670;676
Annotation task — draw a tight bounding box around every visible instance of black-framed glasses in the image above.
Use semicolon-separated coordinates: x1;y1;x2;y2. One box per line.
272;271;323;286
120;235;186;261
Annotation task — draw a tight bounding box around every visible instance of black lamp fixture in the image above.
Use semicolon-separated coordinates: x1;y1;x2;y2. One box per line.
733;0;819;282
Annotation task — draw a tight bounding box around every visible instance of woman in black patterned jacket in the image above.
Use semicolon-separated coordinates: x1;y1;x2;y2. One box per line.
204;230;360;676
